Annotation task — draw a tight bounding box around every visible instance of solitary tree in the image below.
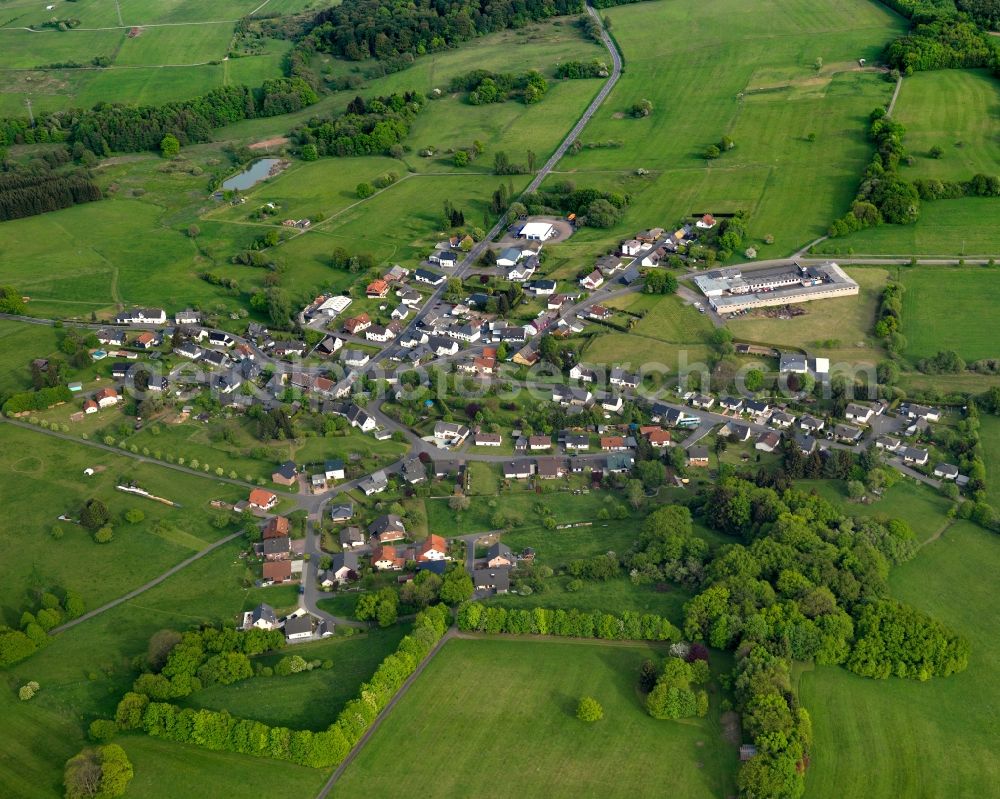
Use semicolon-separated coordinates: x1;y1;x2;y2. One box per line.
160;135;180;158
576;696;604;722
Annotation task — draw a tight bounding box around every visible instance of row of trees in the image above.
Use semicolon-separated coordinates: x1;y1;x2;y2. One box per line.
913;173;1000;199
520;182;632;228
291;91;425;158
829;109;919;237
2;384;73;415
456;603;681;641
298;0;586;62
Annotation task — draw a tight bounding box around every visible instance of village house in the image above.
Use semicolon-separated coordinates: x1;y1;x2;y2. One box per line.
799;415;825;433
115;307;166;325
402;456;427;484
262;516;290;540
621;239;644;257
95;387;119;408
415;268;446;286
323;551;360;586
602;395;624;413
360;470;389;495
769;410;796;429
428;250;458;268
536;456;568;479
434;421;470;446
503;459;534;479
474;432;502;447
722;422;752;442
343;313;372;335
271;461;298;486
898;402;941;422
486;542;515;569
686;446;710;467
755;431;782;452
834;424;864;444
474;567;510;594
529;435;552;451
845;403;876;425
369;514;406;543
696;213;717;230
580;270;604;290
564;432;590;451
644;428;672;448
261;536;291;561
610;367;640;389
934;463;959;480
339;525;364;548
249;488;278;511
901;447;929;466
418;534;448;562
691;394;715;410
600;436;627;452
262;560;293;585
366;279;390;299
283;614;314;642
243;603;279;631
372;544;405;571
342;349;371;368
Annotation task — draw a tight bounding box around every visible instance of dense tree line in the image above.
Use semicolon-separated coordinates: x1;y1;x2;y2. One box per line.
2;385;73;415
0;165;101;222
955;0;1000;28
685;476;966;675
0;80;317;153
291;92;424;157
829;109;919;236
913;173;1000;199
297;0;585;62
456;603;681;640
450;69;548;104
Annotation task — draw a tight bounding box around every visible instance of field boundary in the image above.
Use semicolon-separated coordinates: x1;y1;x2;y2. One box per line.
315;628;457;798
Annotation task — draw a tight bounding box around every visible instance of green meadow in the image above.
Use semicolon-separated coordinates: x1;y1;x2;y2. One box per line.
899;266;1000;361
333;637;738;798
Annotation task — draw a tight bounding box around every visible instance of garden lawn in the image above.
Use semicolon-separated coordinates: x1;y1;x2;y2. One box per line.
333;637;738;798
899;266;1000;361
799;521;1000;798
180;626;408;730
977;414;1000;509
0;423;245;618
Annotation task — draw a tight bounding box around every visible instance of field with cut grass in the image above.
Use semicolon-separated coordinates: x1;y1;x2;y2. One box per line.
816;197;1000;257
898;265;1000;361
977;414;1000;509
0;0;304;114
544;0;904;255
726;266;888;364
334;636;738;798
800;521;1000;798
0;423;246;617
893;69;1000;182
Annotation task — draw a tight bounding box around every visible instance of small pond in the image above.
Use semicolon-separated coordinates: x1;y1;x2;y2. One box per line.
222;158;282;191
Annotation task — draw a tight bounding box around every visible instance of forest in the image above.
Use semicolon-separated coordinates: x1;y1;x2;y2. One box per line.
297;0;586;61
0;79;318;154
291;92;425;158
0;166;101;222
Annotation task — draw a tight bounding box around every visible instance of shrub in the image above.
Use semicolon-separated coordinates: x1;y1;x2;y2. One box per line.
576;696;604;721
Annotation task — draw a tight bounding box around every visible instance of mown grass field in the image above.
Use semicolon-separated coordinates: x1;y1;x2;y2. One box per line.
800;520;1000;798
816;197;1000;257
0;424;246;617
0;536;332;799
0;0;302;114
181;626;408;730
893;69;1000;182
334;637;738;798
544;0;904;255
977;413;1000;509
898;265;1000;361
726;267;888;364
